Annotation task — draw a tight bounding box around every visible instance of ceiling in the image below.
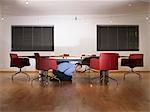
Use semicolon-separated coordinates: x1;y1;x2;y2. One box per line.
0;0;149;16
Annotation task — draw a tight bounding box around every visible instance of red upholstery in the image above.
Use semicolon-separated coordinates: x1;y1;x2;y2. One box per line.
32;53;60;84
81;55;98;66
121;54;143;79
10;53;30;68
99;53;119;70
34;53;57;71
121;54;143;68
90;53;119;85
129;54;143;59
10;53;30;80
49;59;57;70
11;53;18;58
90;53;119;70
90;58;99;70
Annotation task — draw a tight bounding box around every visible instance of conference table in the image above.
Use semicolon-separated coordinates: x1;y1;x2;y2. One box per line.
20;55;128;85
19;55;83;64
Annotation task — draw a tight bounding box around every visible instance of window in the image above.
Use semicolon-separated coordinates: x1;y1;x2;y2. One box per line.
97;25;139;51
11;26;54;51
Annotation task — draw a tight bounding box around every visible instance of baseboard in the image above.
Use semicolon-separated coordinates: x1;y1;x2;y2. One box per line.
0;70;149;73
109;71;150;73
0;70;39;73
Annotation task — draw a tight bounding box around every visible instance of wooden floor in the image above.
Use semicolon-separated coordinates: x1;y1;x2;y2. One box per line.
0;71;150;112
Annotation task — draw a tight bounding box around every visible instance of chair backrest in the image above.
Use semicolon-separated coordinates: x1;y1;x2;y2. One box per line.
49;59;57;70
10;53;18;67
34;53;40;69
10;53;18;59
129;54;143;67
63;54;69;56
90;58;100;70
99;53;119;70
34;53;57;70
129;54;143;59
34;53;40;58
82;55;99;66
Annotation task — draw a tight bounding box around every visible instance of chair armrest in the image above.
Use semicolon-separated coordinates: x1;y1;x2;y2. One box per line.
130;59;143;67
21;58;30;66
121;58;143;67
121;59;130;66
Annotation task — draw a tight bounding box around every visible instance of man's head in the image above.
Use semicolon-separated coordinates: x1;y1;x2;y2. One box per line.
75;63;82;72
75;63;86;72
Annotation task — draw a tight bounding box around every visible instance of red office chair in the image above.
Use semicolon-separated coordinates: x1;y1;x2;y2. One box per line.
90;53;119;85
121;54;143;79
81;54;98;66
10;53;30;81
31;53;60;85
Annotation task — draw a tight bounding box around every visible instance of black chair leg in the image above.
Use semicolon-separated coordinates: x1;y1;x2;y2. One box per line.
31;75;49;86
133;71;142;79
106;75;118;86
31;71;59;86
11;68;30;81
11;71;21;80
31;76;40;85
123;71;130;80
21;71;30;81
90;72;104;84
123;68;142;80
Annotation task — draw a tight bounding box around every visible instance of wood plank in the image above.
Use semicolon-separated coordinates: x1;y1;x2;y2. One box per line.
0;72;149;112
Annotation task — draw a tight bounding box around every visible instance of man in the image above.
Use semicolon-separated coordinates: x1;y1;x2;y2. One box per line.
52;62;84;81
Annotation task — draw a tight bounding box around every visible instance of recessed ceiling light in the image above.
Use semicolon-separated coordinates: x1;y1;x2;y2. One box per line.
128;3;132;7
26;1;29;5
1;17;4;21
146;17;149;20
109;20;113;23
25;0;29;5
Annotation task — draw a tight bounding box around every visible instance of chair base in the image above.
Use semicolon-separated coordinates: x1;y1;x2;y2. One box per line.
31;71;61;85
123;68;142;80
90;70;118;86
11;68;30;81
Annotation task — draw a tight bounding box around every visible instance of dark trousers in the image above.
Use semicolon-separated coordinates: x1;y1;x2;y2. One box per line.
52;70;72;81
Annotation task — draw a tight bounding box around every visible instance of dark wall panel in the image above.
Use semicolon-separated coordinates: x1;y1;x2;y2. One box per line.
118;26;128;50
23;27;33;50
108;27;118;50
97;26;109;50
128;26;139;50
97;25;139;51
33;27;42;50
12;27;23;51
11;26;54;51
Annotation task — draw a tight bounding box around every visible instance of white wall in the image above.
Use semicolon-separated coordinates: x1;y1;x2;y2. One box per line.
0;15;149;71
147;17;150;70
0;9;2;68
